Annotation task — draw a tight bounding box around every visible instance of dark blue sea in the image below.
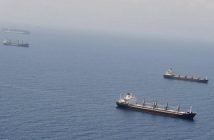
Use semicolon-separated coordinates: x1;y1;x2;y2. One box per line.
0;28;214;140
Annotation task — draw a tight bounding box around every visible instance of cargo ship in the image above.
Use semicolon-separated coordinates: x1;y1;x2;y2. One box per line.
2;28;30;34
3;40;29;47
116;93;196;120
163;69;208;83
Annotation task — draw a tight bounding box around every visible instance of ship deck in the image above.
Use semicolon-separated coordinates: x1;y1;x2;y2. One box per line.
121;102;186;115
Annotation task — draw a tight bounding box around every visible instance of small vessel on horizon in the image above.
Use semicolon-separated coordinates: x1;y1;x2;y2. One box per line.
2;28;30;34
163;69;208;83
2;40;29;47
116;93;196;120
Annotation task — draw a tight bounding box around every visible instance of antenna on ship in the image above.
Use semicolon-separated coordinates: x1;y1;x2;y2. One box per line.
177;104;180;112
189;106;192;113
165;102;168;110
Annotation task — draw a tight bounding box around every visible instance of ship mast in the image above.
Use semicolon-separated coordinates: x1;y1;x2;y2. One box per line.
189;106;192;113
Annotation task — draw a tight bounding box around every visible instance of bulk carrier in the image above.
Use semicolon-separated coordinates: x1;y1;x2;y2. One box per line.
3;40;29;47
163;69;208;83
116;93;196;120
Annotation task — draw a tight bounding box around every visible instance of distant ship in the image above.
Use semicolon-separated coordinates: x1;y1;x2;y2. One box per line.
2;28;30;34
163;69;208;83
116;93;196;120
3;40;29;47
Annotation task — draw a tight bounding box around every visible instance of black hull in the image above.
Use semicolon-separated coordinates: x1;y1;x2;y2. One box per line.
116;102;196;120
164;75;208;83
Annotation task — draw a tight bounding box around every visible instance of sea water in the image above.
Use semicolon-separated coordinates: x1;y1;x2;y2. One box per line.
0;28;214;140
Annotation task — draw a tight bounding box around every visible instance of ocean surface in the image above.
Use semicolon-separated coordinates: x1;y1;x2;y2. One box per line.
0;28;214;140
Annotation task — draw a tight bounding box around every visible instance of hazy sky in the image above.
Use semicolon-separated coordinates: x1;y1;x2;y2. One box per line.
1;0;214;41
